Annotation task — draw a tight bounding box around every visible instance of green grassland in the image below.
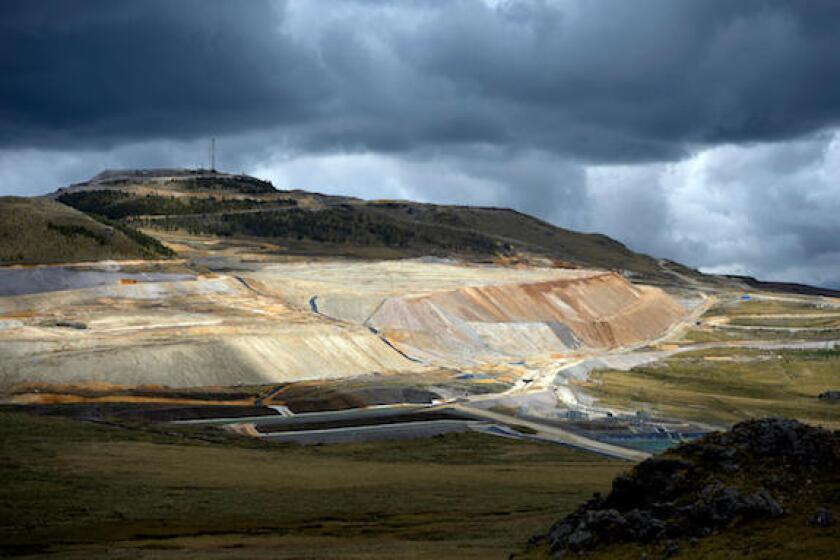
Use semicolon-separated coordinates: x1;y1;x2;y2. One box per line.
682;326;840;344
0;409;626;559
680;296;840;343
729;315;840;328
583;347;840;429
708;297;838;316
0;197;173;264
681;328;754;344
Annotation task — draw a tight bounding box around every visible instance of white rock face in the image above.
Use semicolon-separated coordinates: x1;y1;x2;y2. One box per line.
0;259;687;389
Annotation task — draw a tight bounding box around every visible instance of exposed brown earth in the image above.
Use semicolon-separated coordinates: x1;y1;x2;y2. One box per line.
369;272;687;364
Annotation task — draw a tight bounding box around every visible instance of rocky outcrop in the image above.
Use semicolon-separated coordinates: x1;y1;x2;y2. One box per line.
532;418;840;557
818;390;840;401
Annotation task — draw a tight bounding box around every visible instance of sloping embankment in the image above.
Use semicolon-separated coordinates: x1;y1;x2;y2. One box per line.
367;272;687;364
0;275;424;389
0;327;422;389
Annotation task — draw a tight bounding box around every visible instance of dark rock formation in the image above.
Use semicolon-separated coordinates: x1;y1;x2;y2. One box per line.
535;418;840;557
810;507;835;527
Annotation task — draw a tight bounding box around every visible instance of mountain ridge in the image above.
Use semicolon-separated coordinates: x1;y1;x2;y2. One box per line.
49;169;673;280
2;168;833;298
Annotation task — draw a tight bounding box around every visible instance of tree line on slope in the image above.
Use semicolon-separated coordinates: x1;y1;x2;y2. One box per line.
136;206;509;256
57;190;296;220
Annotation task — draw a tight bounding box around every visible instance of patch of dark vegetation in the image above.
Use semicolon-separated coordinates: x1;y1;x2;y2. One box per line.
527;418;840;558
46;221;108;244
94;215;175;257
57;190;295;219
145;207;509;257
161;175;277;194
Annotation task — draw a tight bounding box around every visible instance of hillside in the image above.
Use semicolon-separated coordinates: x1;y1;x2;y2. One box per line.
725;275;840;298
54;169;669;279
0;197;173;265
523;418;840;559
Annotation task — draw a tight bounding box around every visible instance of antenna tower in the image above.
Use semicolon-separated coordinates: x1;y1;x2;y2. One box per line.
209;137;216;171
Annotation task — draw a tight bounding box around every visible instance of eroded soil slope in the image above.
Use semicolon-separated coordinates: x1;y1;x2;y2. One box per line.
0;274;424;389
0;260;689;391
368;271;687;364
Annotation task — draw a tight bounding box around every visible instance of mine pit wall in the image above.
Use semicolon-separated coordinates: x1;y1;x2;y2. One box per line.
0;269;685;390
367;272;687;363
0;330;424;389
0;277;425;389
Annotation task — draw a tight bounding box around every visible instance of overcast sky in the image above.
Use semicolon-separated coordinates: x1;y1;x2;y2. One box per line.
3;0;840;286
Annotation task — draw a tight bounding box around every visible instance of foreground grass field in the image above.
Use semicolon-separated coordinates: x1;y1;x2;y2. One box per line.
582;347;840;429
0;409;626;559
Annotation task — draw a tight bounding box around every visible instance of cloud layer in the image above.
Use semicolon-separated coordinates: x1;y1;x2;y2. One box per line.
3;0;840;286
5;0;840;156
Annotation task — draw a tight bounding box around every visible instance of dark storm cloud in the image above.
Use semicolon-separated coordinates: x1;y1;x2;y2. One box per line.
312;0;840;161
0;0;327;148
4;0;840;287
4;0;840;161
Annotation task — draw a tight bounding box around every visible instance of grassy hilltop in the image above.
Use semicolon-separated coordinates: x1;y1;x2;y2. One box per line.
52;169;676;279
0;197;172;265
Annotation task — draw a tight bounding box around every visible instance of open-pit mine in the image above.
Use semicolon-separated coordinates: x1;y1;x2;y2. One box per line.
3;170;839;558
4;170;840;455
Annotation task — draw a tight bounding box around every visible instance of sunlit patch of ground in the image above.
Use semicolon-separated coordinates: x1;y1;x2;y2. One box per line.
580;346;840;429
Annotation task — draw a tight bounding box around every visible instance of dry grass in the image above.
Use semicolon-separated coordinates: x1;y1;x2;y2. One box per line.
0;409;627;559
708;297;836;317
582;347;840;429
0;196;170;264
729;315;840;328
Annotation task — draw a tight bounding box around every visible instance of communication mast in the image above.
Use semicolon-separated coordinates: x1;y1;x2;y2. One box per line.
209;137;216;171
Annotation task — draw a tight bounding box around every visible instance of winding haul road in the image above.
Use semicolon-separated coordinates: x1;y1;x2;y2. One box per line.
179;286;719;461
182;283;811;462
449;403;652;461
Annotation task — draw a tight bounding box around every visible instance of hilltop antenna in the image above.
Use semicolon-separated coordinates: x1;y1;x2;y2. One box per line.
209;137;216;171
